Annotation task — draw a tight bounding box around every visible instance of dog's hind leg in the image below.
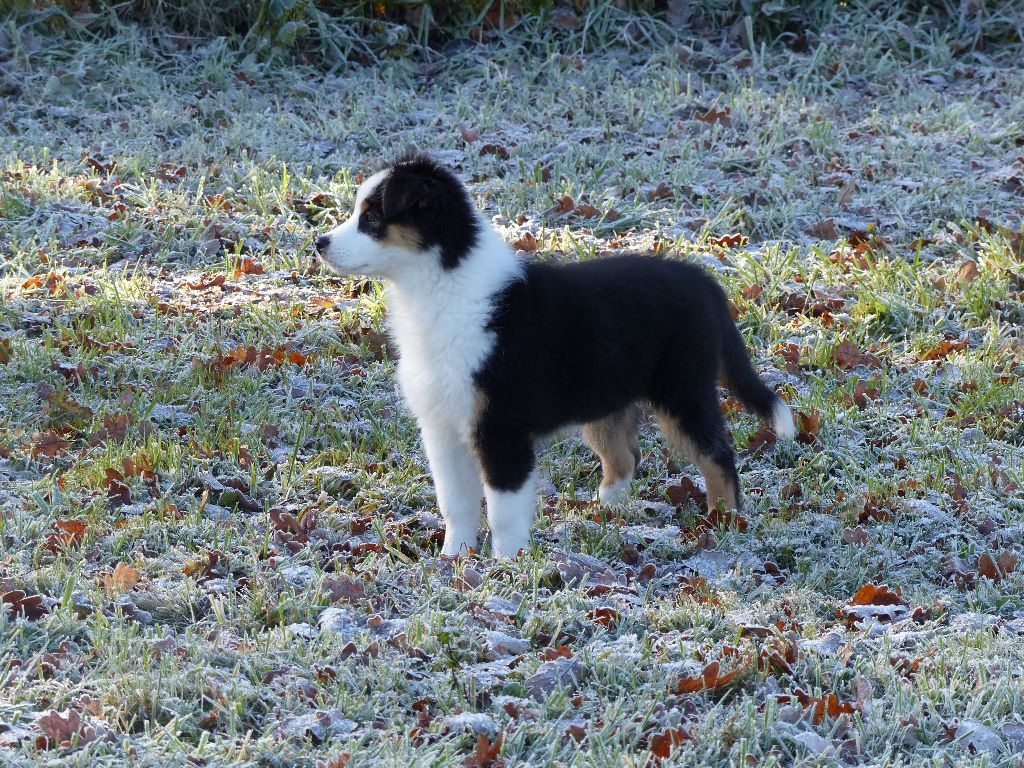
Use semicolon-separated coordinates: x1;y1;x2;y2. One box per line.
420;427;484;556
581;405;640;506
473;422;537;557
653;388;740;511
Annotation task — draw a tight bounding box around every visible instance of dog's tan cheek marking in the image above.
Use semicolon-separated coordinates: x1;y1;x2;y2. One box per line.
380;224;422;252
654;409;738;510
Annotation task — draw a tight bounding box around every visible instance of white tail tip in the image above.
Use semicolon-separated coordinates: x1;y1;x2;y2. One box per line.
772;398;796;440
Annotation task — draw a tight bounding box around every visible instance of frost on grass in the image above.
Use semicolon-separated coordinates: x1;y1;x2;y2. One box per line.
1;8;1023;768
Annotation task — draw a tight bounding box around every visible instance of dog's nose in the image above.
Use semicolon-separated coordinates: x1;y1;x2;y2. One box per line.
314;235;330;255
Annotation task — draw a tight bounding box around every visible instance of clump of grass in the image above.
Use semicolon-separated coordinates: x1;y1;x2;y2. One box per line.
6;0;1020;68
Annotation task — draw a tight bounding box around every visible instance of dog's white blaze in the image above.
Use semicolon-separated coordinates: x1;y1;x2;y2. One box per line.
772;398;796;440
485;476;536;558
319;170;399;277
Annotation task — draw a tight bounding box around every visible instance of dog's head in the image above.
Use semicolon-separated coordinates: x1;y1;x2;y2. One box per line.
315;154;479;279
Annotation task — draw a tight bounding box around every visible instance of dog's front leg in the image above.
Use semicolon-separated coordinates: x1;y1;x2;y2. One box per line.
474;427;537;558
484;479;537;558
420;428;483;556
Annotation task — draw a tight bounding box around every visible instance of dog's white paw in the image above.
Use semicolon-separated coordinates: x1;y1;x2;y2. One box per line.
597;478;631;506
441;530;478;557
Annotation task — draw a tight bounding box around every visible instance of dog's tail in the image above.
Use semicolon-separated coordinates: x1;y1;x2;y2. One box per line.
720;309;795;439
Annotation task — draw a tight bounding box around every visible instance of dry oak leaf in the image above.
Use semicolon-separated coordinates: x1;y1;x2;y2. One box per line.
666;476;705;508
0;338;11;364
805;219;840;240
782;688;856;725
921;339;967;361
187;273;226;290
851;380;880;410
40;387;92;420
464;732;504;768
553;195;575;214
673;657;749;694
646;182;674;201
89;413;134;445
322;576;365;604
44;518;87;552
837;179;857;209
977;551;1017;582
957;261;981;283
744;423;778;454
833;341;881;369
100;563;141;596
103;467;132;506
21;270;65;293
649;726;693;761
838;582;919;626
797;410;820;441
513;231;538;251
843;526;870;546
2;589;50;620
478;143;510;160
233;258;264;278
850;582;904;606
31;430;70;458
693;106;731;125
35;709;90;749
709;233;747;249
586;607;620;628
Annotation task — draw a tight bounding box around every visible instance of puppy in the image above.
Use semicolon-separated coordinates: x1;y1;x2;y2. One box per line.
316;154;794;557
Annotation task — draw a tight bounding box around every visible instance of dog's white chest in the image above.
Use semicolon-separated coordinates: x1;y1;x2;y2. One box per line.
387;287;497;439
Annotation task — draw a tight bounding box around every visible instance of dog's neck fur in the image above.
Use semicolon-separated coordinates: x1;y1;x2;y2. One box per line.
384;218;523;436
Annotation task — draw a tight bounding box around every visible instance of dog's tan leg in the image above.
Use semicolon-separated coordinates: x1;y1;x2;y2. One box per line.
655;409;739;510
581;405;640;506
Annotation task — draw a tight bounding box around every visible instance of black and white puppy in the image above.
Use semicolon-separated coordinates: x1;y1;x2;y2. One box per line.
316;154;794;557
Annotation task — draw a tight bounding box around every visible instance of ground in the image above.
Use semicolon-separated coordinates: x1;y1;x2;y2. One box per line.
1;7;1023;767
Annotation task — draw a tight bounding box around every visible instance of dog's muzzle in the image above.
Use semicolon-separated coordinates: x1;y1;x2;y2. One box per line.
314;235;330;256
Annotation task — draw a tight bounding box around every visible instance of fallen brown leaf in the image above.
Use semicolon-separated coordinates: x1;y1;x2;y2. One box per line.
806;219;840;240
2;590;50;620
513;231;538;251
233;258;264;278
100;562;141;596
44;518;87;551
693;106;731;125
833;341;882;369
464;732;504;767
673;657;749;694
957;261;981;283
104;468;132;506
649;726;693;761
586;607;620;628
977;551;1017;582
187;274;226;290
920;339;967;361
30;431;70;458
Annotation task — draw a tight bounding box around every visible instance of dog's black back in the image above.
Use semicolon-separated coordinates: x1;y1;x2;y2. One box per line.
473;254;783;498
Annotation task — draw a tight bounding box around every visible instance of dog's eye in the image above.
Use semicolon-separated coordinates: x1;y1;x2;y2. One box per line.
361;210;379;226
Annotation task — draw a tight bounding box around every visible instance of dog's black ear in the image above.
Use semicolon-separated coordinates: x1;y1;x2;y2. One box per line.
381;168;435;220
381;154;479;269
